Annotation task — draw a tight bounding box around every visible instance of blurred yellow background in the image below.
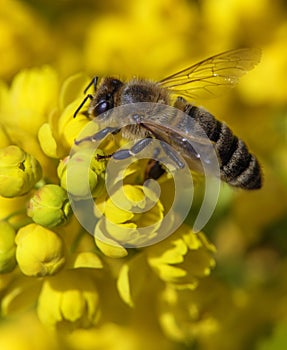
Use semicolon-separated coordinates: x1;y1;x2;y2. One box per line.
1;0;287;349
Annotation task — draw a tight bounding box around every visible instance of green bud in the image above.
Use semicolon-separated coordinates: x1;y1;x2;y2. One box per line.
58;149;106;199
0;145;42;198
0;221;17;273
27;184;71;228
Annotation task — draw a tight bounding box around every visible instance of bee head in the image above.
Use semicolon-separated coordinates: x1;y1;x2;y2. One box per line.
89;77;123;117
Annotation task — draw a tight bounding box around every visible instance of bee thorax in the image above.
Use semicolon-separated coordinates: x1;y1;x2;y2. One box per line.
121;124;150;140
120;79;169;105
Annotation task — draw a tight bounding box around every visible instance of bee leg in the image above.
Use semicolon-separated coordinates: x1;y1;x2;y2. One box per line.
160;141;185;169
74;126;120;145
112;137;153;160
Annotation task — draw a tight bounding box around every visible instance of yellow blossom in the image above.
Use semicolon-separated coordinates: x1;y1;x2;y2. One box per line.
15;223;65;276
38;73;91;158
0;66;58;136
0;0;286;348
84;0;195;79
146;225;216;289
27;184;71;228
59;149;106;199
0;145;42;197
0;0;56;80
158;285;219;344
94;184;166;256
37;269;101;330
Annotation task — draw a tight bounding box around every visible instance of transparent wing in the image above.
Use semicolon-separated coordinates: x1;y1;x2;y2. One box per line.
158;48;261;99
141;120;214;174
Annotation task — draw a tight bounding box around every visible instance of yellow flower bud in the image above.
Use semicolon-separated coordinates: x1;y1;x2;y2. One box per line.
37;269;101;329
27;184;71;228
0;145;42;198
15;223;65;276
58;149;106;199
0;221;16;273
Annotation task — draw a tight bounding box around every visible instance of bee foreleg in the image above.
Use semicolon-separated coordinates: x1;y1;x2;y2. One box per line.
74;126;120;145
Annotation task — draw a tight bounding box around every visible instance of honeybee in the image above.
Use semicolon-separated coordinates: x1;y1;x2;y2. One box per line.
74;48;262;190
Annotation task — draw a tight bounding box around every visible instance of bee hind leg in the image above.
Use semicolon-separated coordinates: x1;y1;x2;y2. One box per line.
160;141;185;169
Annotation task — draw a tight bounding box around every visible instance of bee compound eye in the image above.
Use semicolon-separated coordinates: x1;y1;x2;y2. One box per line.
95;100;110;115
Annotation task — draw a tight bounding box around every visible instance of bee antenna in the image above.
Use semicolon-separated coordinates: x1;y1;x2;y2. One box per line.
84;76;98;95
73;77;98;118
73;94;93;118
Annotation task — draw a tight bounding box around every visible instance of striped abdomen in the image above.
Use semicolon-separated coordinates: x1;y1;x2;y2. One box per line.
185;105;262;189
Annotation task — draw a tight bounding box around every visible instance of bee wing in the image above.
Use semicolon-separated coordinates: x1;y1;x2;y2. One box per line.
142;120;214;174
158;48;261;99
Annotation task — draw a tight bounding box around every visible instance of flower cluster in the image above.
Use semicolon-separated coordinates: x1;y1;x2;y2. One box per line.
0;66;216;349
1;0;287;349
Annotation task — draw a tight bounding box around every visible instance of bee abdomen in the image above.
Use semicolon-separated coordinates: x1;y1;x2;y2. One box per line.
187;106;221;142
215;123;262;189
227;155;262;189
186;106;262;189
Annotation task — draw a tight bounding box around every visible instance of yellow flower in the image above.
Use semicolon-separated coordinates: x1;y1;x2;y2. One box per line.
84;0;194;79
0;145;42;197
0;66;60;180
58;149;106;199
37;269;101;330
94;184;165;257
15;223;65;277
158;285;219;344
0;66;58;136
38;73;91;159
0;0;287;348
0;0;56;80
146;225;216;289
27;184;71;228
